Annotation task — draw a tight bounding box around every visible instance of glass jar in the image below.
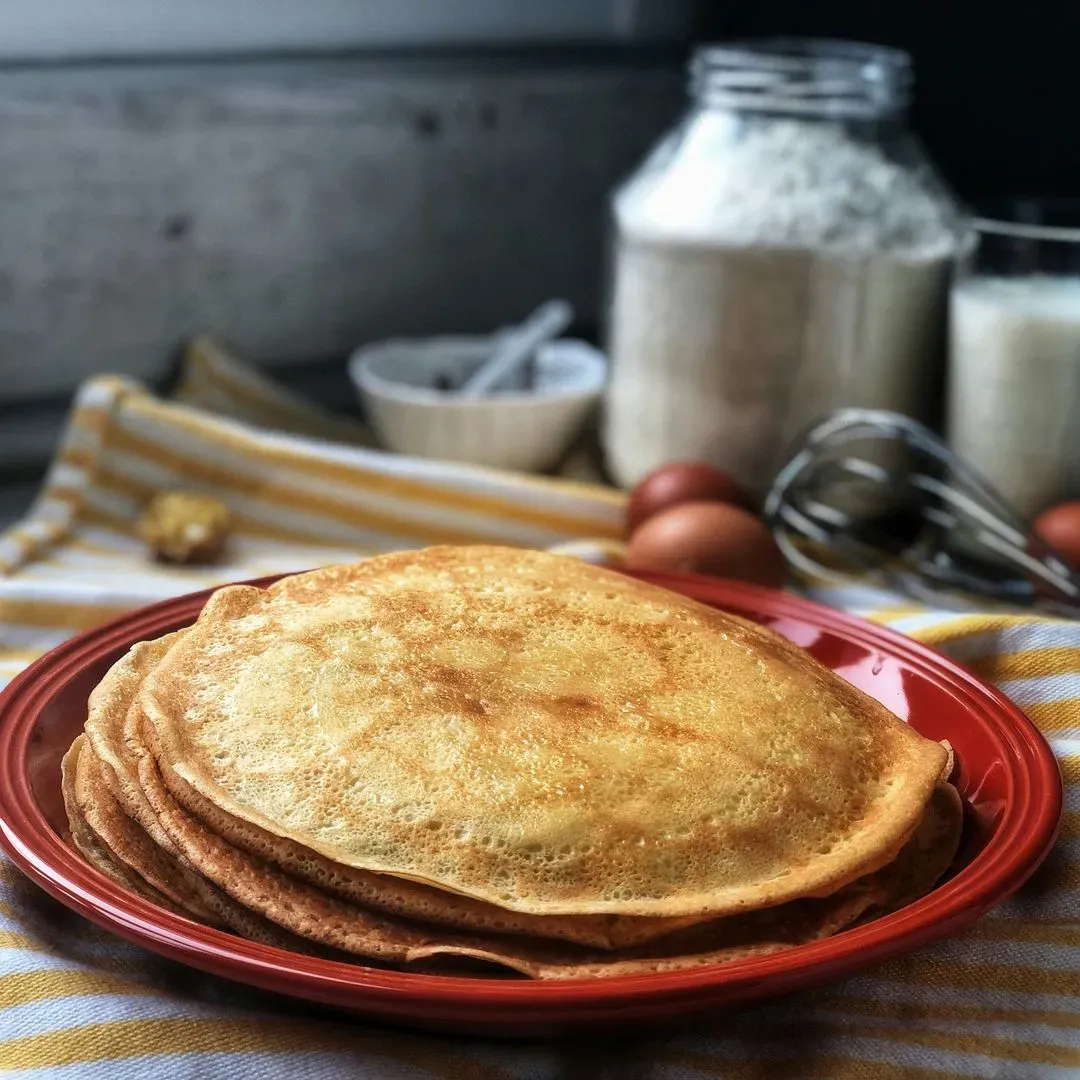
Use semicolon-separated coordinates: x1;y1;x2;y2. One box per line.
603;39;971;496
947;202;1080;520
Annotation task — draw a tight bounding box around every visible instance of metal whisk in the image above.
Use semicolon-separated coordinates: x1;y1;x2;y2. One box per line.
763;408;1080;613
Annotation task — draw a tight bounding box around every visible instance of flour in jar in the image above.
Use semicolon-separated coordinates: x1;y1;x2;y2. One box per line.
604;119;965;494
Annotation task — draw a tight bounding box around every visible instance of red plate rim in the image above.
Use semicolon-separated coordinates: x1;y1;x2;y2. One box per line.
0;570;1063;1013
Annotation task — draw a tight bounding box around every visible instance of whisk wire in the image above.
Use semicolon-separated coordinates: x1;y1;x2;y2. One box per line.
765;408;1080;612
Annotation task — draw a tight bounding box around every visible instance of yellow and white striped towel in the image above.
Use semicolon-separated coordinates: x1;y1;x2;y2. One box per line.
1;349;1077;1077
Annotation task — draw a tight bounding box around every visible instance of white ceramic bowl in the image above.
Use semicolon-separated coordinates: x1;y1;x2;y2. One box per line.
347;336;606;472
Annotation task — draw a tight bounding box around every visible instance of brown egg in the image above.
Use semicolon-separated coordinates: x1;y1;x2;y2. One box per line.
626;462;754;536
625;500;787;587
1032;501;1080;568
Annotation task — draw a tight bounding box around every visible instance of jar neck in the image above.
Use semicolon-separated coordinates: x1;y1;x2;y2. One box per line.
690;39;912;121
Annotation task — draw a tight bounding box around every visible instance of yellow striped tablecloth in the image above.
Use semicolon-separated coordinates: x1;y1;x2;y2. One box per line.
1;351;1077;1077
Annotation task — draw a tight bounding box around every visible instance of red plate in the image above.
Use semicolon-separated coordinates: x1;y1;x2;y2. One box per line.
0;571;1063;1037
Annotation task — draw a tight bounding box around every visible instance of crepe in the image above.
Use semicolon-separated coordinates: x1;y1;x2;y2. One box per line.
128;678;960;977
84;706;963;978
62;736;188;916
63;545;964;980
73;640;320;949
85;634;704;949
409;782;963;979
66;733;326;952
67;733;217;919
157;727;708;950
138;546;948;918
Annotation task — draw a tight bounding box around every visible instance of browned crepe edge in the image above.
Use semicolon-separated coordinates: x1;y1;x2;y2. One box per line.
95;633;706;950
130;705;963;979
62;736;190;916
140;550;951;918
72;737;219;920
159;738;706;951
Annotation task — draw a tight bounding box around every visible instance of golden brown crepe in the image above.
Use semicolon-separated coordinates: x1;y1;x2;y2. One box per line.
139;547;947;918
63;545;962;979
86;633;706;950
67;734;331;952
74;706;963;978
62;736;187;915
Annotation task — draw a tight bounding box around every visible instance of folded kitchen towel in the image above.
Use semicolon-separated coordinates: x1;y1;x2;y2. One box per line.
0;343;1076;1077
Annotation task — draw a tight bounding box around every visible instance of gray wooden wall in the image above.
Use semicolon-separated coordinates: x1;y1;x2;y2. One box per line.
0;55;683;412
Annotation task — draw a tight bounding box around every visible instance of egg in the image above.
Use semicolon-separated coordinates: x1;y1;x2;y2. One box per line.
625;500;787;587
626;462;754;535
1032;501;1080;568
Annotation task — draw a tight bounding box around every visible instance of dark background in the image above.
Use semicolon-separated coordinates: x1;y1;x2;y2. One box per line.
1;0;1072;488
695;1;1076;204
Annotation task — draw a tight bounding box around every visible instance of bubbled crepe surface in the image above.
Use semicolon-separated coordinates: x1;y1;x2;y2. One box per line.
138;546;949;918
88;636;707;950
65;735;962;978
67;634;962;978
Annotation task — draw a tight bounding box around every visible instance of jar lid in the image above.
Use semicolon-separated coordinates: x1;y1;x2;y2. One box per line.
691;38;913;120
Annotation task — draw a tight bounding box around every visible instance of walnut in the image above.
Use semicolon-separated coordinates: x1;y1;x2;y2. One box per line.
138;492;231;565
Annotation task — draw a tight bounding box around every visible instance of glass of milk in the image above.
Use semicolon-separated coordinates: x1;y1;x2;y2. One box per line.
947;204;1080;519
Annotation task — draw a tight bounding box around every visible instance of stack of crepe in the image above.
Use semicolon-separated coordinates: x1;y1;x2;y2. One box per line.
63;546;962;979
